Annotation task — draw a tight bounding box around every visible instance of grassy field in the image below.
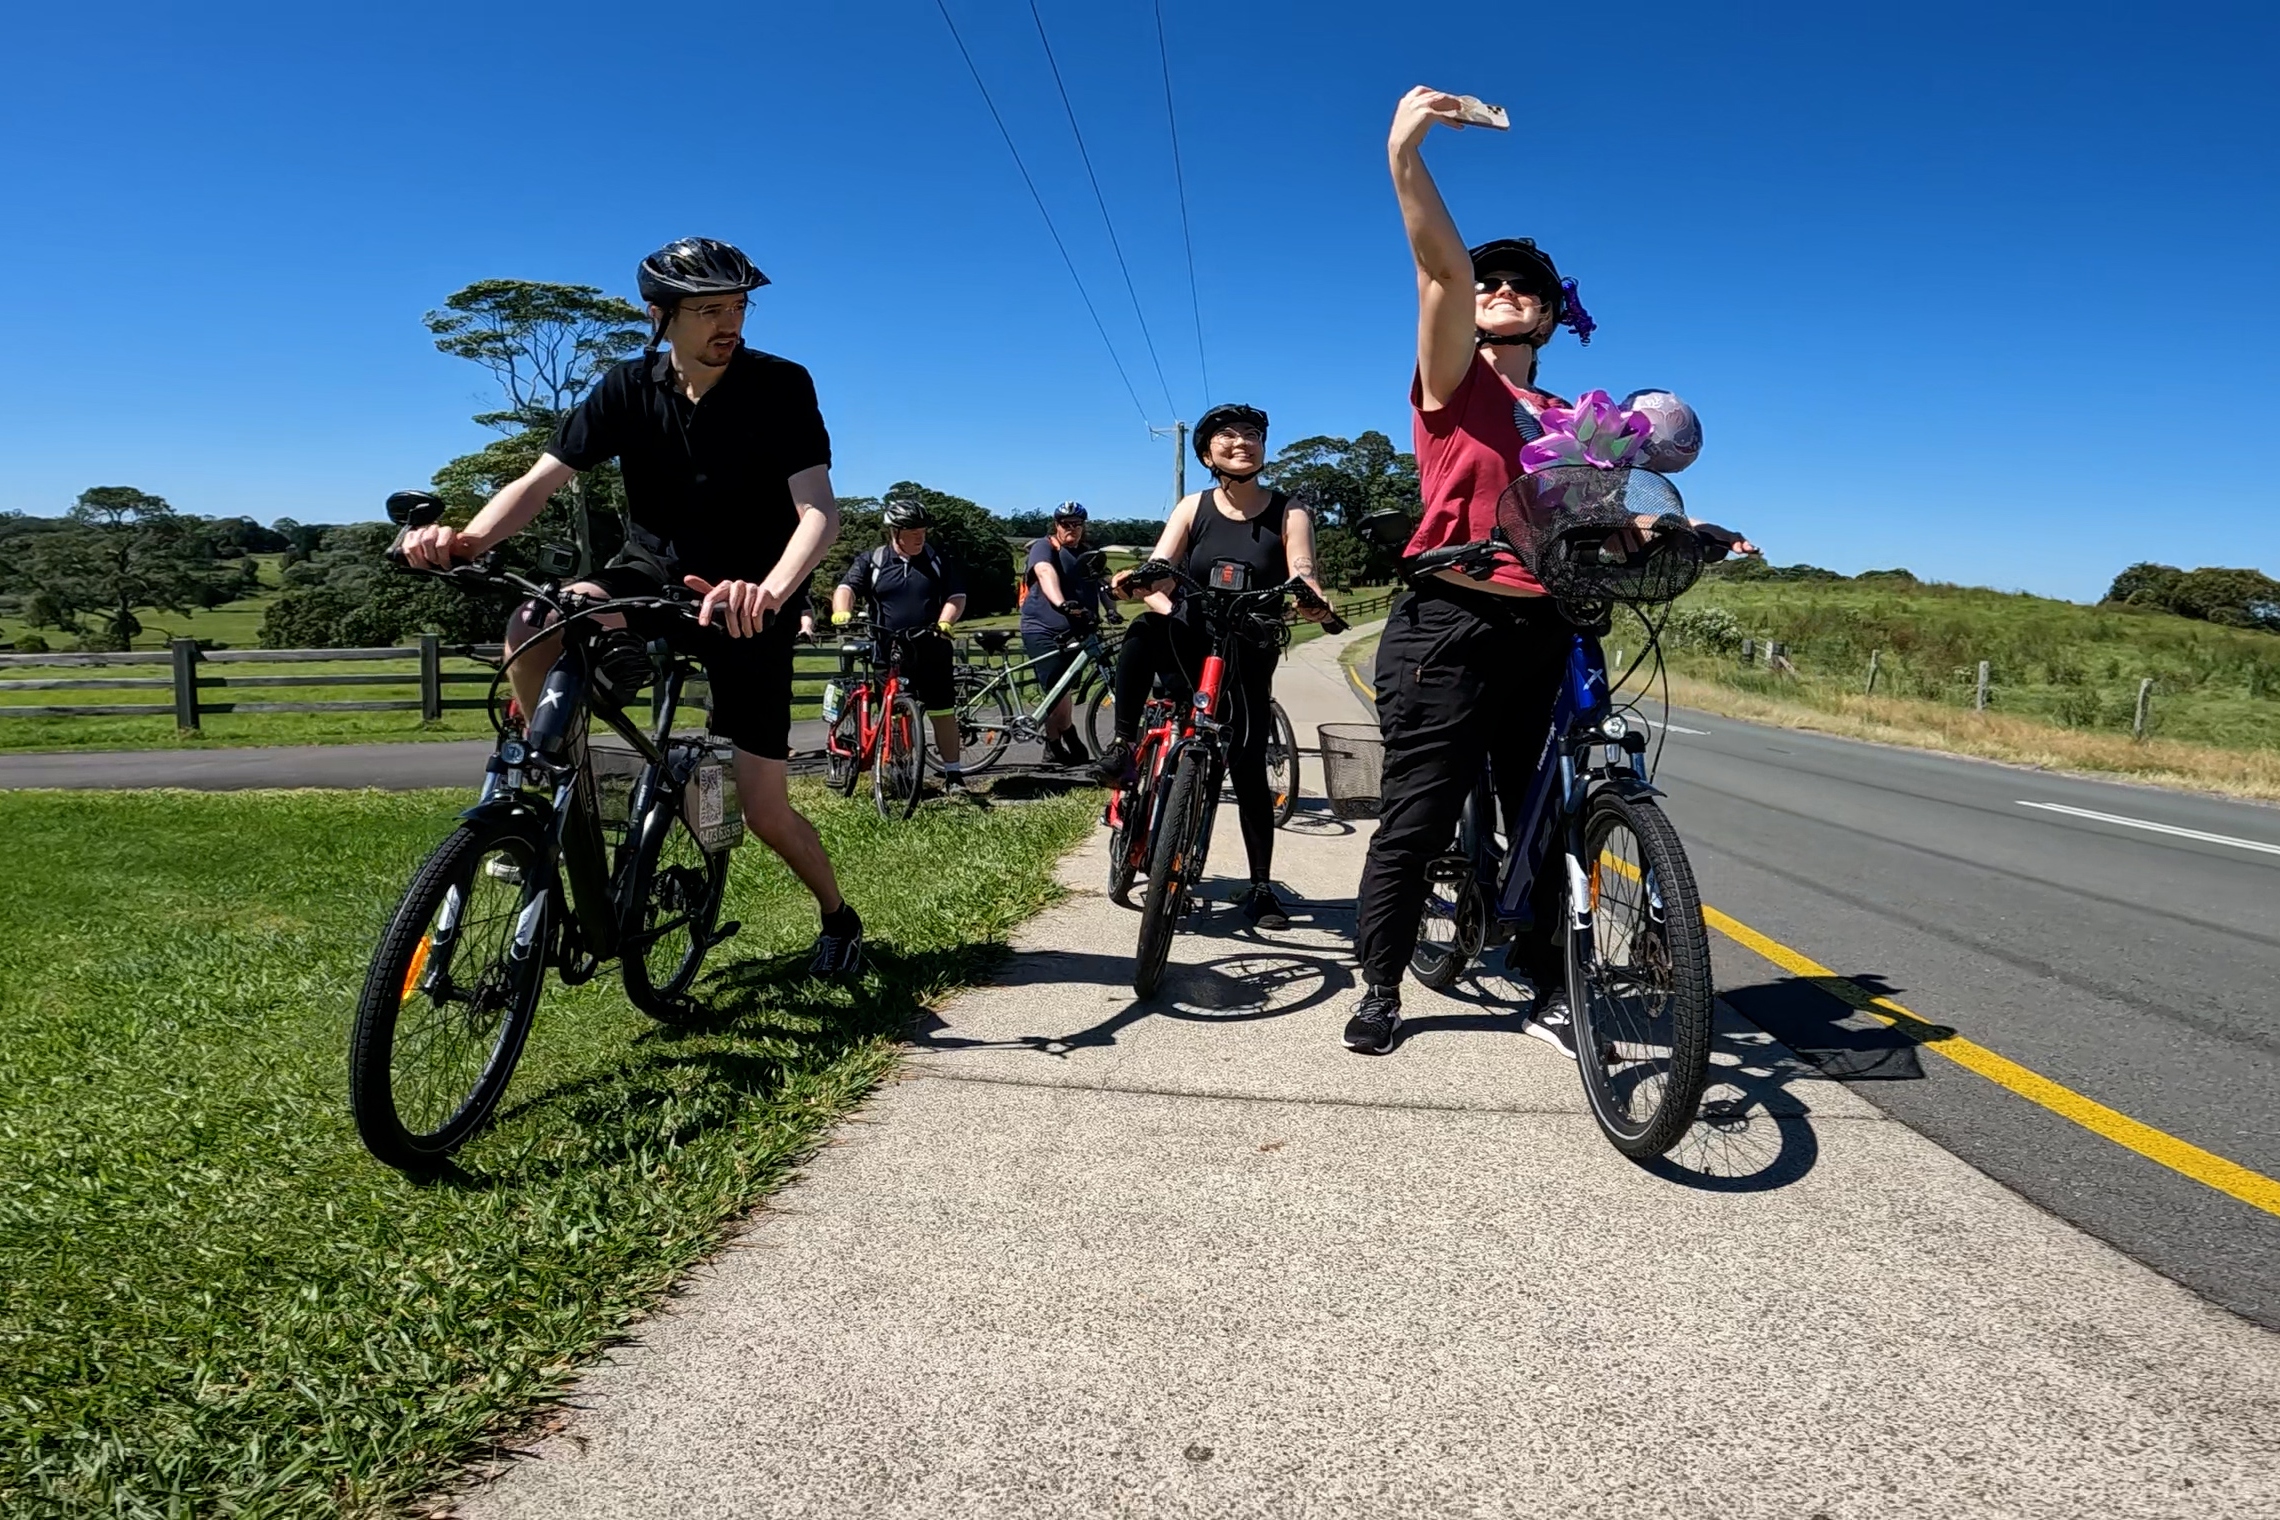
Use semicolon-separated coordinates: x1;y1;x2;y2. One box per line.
1336;576;2280;799
0;783;1096;1516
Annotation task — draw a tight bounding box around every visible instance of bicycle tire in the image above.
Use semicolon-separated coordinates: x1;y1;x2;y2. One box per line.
1082;681;1117;759
619;789;730;1022
1105;745;1157;909
1133;747;1209;997
931;665;1014;776
1412;788;1488;989
1266;698;1300;828
878;692;926;820
826;700;863;797
1566;791;1714;1159
349;814;549;1173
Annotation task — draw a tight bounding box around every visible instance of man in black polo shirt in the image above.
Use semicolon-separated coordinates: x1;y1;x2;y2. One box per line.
829;495;969;790
400;237;865;977
1020;501;1110;766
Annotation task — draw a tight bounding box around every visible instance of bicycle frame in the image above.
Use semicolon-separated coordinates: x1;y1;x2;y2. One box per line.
964;631;1112;733
825;630;912;771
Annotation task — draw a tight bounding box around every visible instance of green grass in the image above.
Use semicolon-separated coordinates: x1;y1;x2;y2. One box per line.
0;783;1095;1516
1651;575;2280;751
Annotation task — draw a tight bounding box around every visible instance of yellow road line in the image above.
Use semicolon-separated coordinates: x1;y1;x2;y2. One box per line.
1351;654;2280;1216
1702;902;2280;1218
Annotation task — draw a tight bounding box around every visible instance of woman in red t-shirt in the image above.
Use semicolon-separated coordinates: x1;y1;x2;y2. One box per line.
1344;86;1603;1055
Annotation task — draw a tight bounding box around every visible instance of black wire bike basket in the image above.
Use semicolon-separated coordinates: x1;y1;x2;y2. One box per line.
1496;465;1704;609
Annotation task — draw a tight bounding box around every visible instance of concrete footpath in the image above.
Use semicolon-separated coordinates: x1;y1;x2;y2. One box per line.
456;627;2280;1519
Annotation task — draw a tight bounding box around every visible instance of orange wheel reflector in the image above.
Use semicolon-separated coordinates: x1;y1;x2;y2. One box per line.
401;935;433;1003
1588;863;1603;912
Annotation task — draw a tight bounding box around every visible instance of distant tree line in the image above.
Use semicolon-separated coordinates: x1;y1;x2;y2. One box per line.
0;489;289;651
2104;563;2280;633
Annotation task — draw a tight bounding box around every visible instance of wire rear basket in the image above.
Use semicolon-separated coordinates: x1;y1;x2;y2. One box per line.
1496;465;1704;607
1317;723;1385;821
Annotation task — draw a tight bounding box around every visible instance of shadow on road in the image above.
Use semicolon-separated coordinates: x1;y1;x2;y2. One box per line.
1719;972;1935;1081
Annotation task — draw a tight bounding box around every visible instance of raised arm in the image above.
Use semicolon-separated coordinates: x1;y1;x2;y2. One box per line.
400;453;575;569
1389;86;1484;409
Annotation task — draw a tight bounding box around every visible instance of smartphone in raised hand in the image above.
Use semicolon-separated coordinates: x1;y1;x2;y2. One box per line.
1454;95;1509;130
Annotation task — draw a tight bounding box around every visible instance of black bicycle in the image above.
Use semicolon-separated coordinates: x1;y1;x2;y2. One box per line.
348;491;744;1173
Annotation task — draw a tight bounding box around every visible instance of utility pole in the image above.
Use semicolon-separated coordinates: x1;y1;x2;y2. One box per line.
1149;420;1188;506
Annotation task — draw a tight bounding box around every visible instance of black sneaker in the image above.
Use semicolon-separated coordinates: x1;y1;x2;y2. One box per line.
1523;986;1575;1056
1240;882;1292;931
809;911;864;979
1054;731;1091;766
943;769;968;795
1343;986;1403;1054
1094;739;1135;786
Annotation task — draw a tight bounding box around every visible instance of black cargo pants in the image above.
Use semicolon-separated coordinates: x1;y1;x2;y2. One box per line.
1353;578;1573;991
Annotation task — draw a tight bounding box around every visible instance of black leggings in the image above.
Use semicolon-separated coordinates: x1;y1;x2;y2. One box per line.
1113;614;1281;884
1353;581;1573;990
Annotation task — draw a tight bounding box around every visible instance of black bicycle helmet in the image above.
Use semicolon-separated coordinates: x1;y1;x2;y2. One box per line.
1193;403;1271;481
636;238;769;345
1052;500;1088;523
1468;238;1594;347
883;496;932;531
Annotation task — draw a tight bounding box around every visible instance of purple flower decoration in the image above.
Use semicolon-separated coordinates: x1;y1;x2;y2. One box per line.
1520;389;1650;472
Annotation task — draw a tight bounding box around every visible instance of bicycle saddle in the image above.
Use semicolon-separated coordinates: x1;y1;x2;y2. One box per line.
972;630;1014;656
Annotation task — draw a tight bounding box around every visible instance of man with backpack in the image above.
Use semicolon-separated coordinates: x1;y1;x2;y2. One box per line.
832;495;970;790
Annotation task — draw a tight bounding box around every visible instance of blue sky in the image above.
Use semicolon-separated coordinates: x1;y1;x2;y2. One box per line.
1;1;2272;602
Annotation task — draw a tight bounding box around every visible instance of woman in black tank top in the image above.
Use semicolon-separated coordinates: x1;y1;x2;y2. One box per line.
1101;403;1330;931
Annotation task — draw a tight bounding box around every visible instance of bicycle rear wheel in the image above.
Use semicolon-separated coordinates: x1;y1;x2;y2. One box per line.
877;693;926;819
1412;784;1489;990
349;814;549;1172
1566;791;1714;1159
825;699;863;796
619;791;729;1021
1265;699;1300;828
1134;747;1210;997
932;666;1014;775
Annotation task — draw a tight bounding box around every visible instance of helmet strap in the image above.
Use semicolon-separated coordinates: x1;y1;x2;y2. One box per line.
1209;466;1265;486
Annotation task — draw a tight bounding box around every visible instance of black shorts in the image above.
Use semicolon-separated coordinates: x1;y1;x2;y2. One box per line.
586;564;798;761
895;630;957;711
1020;629;1084;700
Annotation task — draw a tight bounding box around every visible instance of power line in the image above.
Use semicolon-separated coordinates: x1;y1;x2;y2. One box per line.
1025;0;1179;417
931;0;1153;426
1152;0;1210;405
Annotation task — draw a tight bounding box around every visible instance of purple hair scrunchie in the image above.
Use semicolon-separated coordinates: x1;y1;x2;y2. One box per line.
1559;277;1596;346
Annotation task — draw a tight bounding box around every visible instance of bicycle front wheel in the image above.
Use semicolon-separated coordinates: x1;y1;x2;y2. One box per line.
1566;791;1714;1159
1082;681;1117;759
1134;747;1210;997
349;814;549;1172
619;795;729;1021
1265;699;1300;828
932;666;1014;776
877;693;926;820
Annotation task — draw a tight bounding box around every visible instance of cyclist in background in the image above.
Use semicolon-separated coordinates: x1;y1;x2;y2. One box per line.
1020;501;1110;767
1105;404;1327;932
1348;88;1751;1054
832;496;970;791
400;237;866;978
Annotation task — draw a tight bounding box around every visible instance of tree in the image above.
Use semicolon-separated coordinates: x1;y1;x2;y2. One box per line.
18;488;236;648
424;279;646;572
2103;561;2280;633
1266;431;1422;584
2106;562;2184;607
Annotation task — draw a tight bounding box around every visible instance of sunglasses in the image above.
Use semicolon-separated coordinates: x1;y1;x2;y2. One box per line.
1474;276;1542;298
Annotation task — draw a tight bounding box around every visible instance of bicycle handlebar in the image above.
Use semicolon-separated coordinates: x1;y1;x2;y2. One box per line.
1123;561;1350;636
1402;518;1749;583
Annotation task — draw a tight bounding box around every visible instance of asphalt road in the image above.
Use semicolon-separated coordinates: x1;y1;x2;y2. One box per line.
1648;711;2280;1328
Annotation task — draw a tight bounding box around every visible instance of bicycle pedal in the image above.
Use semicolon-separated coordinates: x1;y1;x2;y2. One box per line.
711;920;741;944
1423;857;1470;884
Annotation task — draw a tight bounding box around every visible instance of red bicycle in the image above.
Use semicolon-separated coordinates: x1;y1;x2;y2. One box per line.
1103;560;1345;996
823;621;927;820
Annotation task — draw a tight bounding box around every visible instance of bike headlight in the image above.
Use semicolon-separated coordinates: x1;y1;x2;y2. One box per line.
1602;715;1629;742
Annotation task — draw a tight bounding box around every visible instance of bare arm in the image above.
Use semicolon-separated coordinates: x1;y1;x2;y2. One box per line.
1121;496;1198;617
1282;504;1331;621
400;453;575;568
939;593;967;627
685;463;843;639
1389;87;1485;409
1031;559;1067;606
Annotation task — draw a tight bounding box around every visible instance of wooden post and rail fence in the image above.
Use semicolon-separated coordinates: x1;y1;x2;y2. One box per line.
0;588;1402;734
